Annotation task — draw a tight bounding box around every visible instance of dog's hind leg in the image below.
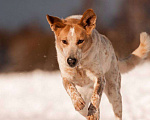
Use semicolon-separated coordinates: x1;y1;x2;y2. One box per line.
104;65;122;120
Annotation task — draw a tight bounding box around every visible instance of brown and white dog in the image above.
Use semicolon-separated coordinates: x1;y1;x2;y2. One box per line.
46;9;150;120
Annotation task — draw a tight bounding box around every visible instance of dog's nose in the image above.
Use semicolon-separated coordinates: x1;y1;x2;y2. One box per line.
67;57;77;67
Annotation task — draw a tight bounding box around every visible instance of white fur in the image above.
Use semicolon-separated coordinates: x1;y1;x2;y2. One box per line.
70;27;75;36
66;15;82;19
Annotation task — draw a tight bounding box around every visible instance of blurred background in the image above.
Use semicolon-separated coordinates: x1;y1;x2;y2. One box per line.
0;0;150;72
0;0;150;120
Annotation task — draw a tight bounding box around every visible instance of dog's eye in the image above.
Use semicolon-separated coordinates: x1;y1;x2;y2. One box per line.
62;40;68;44
77;40;84;45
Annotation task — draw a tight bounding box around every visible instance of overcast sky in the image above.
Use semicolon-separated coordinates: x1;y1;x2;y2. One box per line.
0;0;123;30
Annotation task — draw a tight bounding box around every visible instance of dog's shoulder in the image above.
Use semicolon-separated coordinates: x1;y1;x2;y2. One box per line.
100;34;112;46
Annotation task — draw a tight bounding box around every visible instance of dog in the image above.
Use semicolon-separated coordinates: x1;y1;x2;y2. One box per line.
46;9;150;120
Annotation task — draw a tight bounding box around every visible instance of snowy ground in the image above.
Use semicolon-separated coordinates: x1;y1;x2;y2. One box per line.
0;62;150;120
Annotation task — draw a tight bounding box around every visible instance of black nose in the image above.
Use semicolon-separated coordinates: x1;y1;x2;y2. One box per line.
67;57;77;67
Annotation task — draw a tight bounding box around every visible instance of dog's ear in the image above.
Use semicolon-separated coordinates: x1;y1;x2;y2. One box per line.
46;15;66;34
79;9;96;34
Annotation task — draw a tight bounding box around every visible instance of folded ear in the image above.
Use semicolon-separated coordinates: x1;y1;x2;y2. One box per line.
46;15;66;34
79;9;96;34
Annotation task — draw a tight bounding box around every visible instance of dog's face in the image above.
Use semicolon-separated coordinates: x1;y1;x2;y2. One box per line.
47;9;96;67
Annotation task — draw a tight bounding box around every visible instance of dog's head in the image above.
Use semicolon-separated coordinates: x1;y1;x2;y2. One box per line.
46;9;96;68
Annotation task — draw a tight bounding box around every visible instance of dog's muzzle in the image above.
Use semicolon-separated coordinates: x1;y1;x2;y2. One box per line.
67;57;77;67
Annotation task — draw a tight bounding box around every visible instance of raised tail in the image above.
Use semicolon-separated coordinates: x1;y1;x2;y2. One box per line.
118;32;150;74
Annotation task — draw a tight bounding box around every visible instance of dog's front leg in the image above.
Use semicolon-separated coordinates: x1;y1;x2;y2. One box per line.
87;76;105;120
63;78;85;111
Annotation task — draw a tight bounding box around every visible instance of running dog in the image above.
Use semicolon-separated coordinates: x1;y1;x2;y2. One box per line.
46;9;150;120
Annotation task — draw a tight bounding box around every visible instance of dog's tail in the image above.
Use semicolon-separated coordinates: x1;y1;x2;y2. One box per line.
118;32;150;74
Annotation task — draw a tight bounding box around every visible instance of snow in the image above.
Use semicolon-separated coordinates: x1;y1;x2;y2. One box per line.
0;62;150;120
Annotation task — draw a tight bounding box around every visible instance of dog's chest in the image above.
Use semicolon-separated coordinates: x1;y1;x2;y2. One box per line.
72;68;93;87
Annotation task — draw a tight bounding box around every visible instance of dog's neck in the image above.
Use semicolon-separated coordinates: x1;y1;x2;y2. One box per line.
81;29;100;60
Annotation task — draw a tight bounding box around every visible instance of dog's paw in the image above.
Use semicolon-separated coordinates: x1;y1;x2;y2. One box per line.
87;114;99;120
73;97;85;111
87;103;99;120
87;112;99;120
